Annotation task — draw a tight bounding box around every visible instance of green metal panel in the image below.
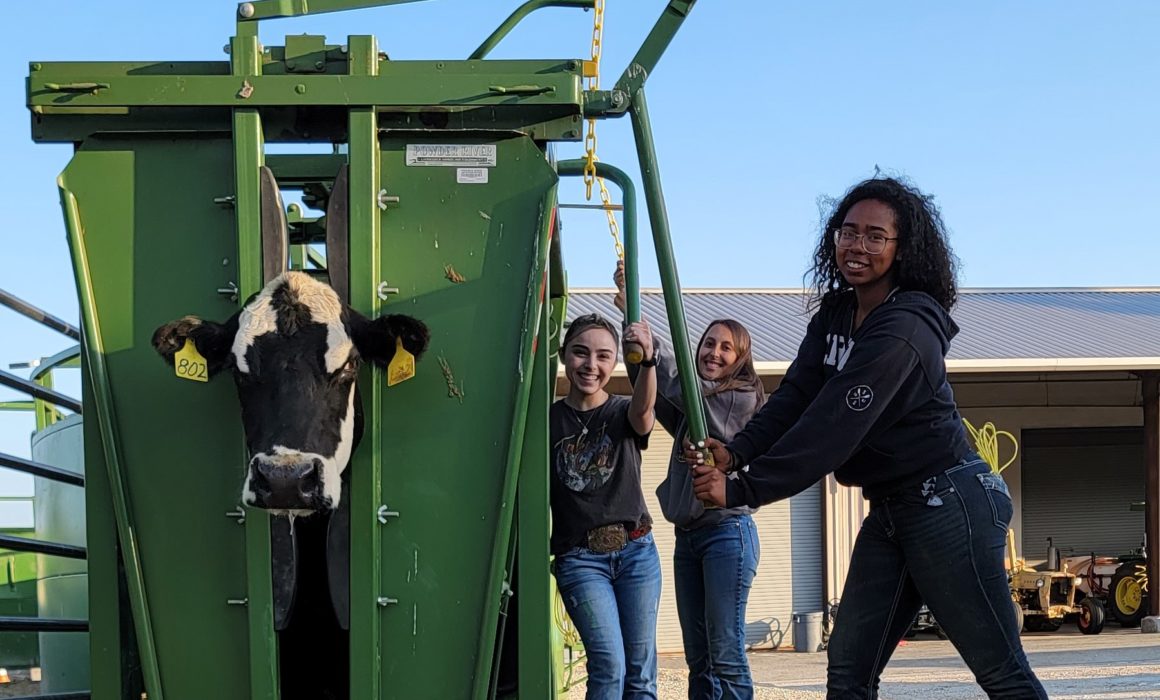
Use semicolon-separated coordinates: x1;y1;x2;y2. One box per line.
61;139;251;698
368;132;555;698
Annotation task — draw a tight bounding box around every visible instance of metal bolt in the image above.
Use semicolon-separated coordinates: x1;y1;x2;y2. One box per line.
225;508;246;525
227;598;249;606
287;61;297;70
611;91;627;107
377;189;400;210
567;60;579;71
295;84;307;94
314;60;325;70
213;195;236;208
223;44;232;55
222;258;230;266
218;281;240;302
377;505;400;524
340;44;349;54
238;2;255;18
30;63;41;72
377;597;399;607
376;282;400;300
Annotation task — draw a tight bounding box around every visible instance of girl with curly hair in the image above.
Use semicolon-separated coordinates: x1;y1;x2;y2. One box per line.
687;177;1046;698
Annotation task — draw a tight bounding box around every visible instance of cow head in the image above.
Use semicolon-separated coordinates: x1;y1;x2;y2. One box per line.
153;271;428;514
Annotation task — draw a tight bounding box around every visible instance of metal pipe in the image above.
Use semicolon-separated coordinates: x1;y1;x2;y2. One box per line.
0;452;84;487
7;693;91;700
0;288;80;340
0;533;85;560
469;0;595;60
0;369;81;414
471;191;557;700
0;616;88;632
59;184;165;700
30;346;81;383
1142;373;1159;617
555;158;641;333
614;0;697;94
627;88;709;446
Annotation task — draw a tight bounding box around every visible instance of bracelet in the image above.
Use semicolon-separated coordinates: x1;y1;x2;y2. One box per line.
638;354;657;368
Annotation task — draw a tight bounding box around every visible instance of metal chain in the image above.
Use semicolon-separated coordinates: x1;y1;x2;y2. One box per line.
581;0;624;260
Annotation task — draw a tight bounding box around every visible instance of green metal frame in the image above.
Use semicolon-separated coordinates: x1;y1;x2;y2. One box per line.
29;0;704;696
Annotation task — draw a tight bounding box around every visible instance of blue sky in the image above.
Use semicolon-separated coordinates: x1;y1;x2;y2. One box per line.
1;1;1158;509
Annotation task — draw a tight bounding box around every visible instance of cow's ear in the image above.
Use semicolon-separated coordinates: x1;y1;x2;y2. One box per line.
152;313;239;377
350;311;430;368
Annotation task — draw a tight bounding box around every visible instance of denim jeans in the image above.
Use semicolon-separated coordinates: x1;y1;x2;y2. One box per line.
673;515;760;700
827;458;1047;699
553;532;662;700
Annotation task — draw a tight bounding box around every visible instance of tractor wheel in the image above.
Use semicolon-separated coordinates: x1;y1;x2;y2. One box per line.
1012;599;1024;634
1024;616;1062;632
1109;563;1146;628
1078;597;1106;635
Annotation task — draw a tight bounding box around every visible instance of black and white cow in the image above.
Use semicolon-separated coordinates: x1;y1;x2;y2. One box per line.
152;270;429;514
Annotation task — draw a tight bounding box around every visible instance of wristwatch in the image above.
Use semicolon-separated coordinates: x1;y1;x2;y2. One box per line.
638;354;658;368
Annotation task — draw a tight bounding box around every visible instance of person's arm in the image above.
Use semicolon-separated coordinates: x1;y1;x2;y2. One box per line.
624;320;657;436
693;322;928;508
726;310;829;465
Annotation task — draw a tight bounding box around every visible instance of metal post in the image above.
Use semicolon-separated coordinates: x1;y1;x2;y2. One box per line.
0;288;80;340
627;87;709;446
1143;373;1159;618
347;33;383;700
231;21;280;700
0;369;81;414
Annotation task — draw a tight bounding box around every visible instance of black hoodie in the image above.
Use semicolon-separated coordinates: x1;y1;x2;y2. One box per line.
725;289;972;508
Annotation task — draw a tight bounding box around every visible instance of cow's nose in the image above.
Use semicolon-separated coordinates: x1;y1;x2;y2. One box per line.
249;458;324;510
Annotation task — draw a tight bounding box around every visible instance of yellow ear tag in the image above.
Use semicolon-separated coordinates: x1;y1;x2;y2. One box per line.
174;339;209;383
387;337;416;387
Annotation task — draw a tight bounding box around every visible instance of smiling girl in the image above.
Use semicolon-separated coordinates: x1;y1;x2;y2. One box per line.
615;263;765;700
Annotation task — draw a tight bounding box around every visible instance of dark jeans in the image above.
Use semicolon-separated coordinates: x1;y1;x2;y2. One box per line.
673;514;760;700
553;533;662;700
827;458;1047;699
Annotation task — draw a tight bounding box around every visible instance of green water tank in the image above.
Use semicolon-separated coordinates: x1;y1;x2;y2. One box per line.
31;414;88;692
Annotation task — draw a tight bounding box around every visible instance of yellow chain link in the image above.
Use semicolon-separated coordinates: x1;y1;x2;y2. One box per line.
581;0;625;259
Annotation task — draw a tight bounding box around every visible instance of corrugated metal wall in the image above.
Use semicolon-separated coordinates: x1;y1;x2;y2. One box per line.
1021;427;1145;561
642;429;823;654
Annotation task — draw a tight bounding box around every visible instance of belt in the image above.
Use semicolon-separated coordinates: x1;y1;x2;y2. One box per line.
586;516;653;554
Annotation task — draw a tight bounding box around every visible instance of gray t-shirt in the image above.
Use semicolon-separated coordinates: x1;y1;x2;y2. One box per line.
549;395;651;555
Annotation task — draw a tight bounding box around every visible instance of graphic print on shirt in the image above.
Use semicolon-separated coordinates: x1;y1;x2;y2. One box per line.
554;423;616;493
824;332;855;371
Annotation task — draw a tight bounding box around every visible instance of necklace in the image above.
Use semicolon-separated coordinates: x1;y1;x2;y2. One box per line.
566;403;597;437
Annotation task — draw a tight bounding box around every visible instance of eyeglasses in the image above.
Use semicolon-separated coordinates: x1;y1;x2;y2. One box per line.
833;228;898;255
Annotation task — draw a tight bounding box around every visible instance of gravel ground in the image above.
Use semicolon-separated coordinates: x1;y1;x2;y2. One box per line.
566;626;1160;699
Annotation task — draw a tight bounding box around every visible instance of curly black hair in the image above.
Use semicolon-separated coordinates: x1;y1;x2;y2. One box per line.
809;177;960;311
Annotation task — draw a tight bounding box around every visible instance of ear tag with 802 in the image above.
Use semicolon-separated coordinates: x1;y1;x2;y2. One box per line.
175;339;209;383
387;337;416;387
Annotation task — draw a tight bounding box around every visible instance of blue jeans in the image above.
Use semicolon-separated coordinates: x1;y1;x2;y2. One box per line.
827;458;1047;699
553;532;662;700
674;515;759;700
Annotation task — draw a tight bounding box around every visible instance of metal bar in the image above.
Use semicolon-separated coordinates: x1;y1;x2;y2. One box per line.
516;250;555;699
306;246;327;270
557;203;623;211
0;616;88;632
0;402;35;412
60;183;165;699
555;159;639;329
614;0;697;95
471;189;556;700
6;693;91;700
627;88;709;445
231;25;282;700
239;0;427;21
348;34;383;700
30;346;82;382
0;533;85;560
0;289;80;340
0;369;81;413
469;0;595;60
29;70;583;109
0;452;85;487
1143;373;1159;618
